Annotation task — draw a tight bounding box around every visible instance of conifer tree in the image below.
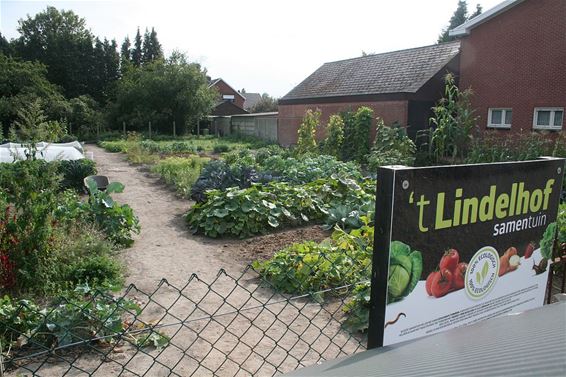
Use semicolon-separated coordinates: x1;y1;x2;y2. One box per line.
438;1;469;43
141;28;151;65
131;27;142;67
120;36;131;65
469;4;482;19
148;27;163;61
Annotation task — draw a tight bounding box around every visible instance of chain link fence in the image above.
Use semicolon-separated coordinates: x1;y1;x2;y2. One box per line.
1;263;369;376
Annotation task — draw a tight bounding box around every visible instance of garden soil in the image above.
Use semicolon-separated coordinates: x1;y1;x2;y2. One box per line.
9;146;361;376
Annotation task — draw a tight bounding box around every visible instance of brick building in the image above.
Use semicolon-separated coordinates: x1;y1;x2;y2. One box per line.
450;0;565;133
277;42;460;146
209;78;247;112
278;0;564;146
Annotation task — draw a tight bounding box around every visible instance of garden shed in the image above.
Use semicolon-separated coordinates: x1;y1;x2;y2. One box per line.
278;41;461;145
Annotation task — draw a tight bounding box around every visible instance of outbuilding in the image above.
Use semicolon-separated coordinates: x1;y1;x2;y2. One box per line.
278;41;461;146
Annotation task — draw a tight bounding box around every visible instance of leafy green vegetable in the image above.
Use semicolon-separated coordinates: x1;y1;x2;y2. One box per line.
540;222;556;259
388;241;423;303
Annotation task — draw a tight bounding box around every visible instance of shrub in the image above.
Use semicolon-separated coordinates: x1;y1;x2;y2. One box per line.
0;159;134;295
296;109;320;154
213;144;231;153
57;159;97;192
0;160;61;293
367;119;416;170
64;255;122;288
322;114;345;157
151;157;208;197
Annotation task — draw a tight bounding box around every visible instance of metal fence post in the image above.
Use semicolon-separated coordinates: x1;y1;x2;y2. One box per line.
173;121;176;138
123;121;126;137
148;121;152;139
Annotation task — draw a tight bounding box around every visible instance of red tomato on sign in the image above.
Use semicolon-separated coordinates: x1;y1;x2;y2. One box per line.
431;269;453;298
439;249;459;272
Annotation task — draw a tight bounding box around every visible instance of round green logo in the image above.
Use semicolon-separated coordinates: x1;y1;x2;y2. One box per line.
465;246;499;300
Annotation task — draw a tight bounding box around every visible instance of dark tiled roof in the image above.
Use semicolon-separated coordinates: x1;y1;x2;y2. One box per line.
282;41;460;101
243;93;262;110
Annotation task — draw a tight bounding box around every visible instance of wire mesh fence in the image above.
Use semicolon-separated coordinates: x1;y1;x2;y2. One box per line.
1;264;369;377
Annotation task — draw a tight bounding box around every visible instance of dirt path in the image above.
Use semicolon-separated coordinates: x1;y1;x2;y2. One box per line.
86;145;243;291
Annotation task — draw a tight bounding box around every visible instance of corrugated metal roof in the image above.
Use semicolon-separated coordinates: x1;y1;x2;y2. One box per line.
286;301;566;376
281;41;460;101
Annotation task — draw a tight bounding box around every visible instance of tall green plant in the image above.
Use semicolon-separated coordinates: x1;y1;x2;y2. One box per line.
353;106;373;162
340;110;356;161
368;119;416;169
322;114;345;157
429;73;478;163
296;109;320;154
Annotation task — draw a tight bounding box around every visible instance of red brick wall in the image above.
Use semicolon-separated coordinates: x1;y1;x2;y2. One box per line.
459;0;566;133
210;80;245;109
277;100;408;146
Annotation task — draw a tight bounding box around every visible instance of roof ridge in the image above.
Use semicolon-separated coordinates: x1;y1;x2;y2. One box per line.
322;41;460;66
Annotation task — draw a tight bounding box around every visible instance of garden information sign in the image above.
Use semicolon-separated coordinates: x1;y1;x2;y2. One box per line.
367;158;565;348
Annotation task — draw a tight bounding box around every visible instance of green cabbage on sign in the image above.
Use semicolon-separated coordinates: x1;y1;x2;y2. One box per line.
388;241;423;303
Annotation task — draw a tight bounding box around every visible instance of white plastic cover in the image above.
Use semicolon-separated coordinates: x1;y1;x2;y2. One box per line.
0;141;83;153
0;145;84;162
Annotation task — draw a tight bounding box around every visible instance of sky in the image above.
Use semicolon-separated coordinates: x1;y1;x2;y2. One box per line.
0;0;503;98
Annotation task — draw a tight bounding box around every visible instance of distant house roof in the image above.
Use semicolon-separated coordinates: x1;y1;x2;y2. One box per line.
449;0;526;36
280;41;460;101
211;101;249;116
242;93;262;110
208;78;246;100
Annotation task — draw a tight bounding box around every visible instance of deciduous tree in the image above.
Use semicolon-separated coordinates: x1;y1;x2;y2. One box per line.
108;51;216;135
14;6;95;98
249;93;278;113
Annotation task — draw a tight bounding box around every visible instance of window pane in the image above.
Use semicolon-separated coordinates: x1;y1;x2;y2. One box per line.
505;110;512;125
491;110;502;124
537;111;551;126
554;111;563;127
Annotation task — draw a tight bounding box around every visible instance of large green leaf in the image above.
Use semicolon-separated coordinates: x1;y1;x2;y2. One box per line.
106;182;125;194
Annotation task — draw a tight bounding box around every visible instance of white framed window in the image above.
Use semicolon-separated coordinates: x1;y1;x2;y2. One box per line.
222;94;235;101
487;108;512;129
533;107;563;130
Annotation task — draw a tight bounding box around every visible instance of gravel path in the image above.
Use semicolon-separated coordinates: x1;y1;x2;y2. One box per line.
86;145;244;290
